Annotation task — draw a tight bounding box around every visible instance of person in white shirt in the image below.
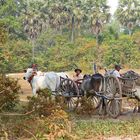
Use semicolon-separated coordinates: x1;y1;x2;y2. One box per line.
112;64;122;78
73;68;83;81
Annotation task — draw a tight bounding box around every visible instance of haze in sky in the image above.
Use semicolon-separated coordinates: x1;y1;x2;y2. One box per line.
107;0;119;15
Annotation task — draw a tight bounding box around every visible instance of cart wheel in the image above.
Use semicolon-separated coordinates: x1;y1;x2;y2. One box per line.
105;76;122;98
59;78;79;111
64;96;80;111
105;76;122;117
107;99;121;118
87;95;101;111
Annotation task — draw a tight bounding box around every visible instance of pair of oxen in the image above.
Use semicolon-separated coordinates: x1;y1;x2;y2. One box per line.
23;68;140;112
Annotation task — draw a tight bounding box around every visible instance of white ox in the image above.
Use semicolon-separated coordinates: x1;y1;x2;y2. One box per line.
23;68;67;95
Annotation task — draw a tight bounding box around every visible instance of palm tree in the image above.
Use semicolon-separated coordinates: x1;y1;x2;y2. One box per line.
41;0;69;34
23;0;45;63
63;0;86;42
86;0;111;47
81;0;110;67
116;0;140;35
27;0;110;43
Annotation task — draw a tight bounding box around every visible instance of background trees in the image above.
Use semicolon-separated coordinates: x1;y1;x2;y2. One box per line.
0;0;140;73
116;0;140;35
0;0;25;38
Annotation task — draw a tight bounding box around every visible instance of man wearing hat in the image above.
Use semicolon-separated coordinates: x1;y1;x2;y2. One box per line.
73;68;83;81
112;64;122;78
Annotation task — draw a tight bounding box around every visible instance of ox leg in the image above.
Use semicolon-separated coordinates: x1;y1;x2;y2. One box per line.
138;106;140;113
138;101;140;113
133;106;137;113
133;101;140;113
48;84;56;101
51;92;56;101
133;106;140;113
32;88;37;96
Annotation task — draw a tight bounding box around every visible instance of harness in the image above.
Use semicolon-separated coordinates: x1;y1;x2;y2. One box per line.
28;71;37;83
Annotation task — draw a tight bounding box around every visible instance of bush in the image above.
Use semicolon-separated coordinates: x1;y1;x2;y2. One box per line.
27;90;58;117
103;34;140;68
76;96;98;115
0;91;76;140
0;74;20;111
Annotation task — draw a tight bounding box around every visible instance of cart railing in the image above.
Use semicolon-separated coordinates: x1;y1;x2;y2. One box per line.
119;77;138;94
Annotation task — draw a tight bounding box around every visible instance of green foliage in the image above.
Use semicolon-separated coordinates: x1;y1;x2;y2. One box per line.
0;0;140;73
74;119;140;139
0;75;20;111
0;92;75;140
36;31;97;72
0;39;32;73
103;34;140;68
0;0;24;38
0;24;8;44
115;0;140;35
1;30;140;73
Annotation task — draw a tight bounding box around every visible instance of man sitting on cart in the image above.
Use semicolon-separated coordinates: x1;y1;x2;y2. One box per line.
112;64;122;78
73;68;83;82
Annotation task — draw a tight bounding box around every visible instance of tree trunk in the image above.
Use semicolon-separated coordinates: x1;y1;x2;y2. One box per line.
96;34;101;67
32;39;35;63
71;15;75;42
128;29;132;36
77;20;81;36
96;34;99;49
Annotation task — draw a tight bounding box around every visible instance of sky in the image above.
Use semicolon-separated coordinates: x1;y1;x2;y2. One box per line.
107;0;119;15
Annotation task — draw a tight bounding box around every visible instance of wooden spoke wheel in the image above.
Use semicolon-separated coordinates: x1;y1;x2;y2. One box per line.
105;76;122;98
107;99;121;118
64;96;80;111
59;78;80;111
105;76;122;118
88;95;101;111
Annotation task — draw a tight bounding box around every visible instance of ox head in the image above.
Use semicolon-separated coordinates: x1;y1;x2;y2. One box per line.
91;73;103;92
23;68;37;82
83;74;91;79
